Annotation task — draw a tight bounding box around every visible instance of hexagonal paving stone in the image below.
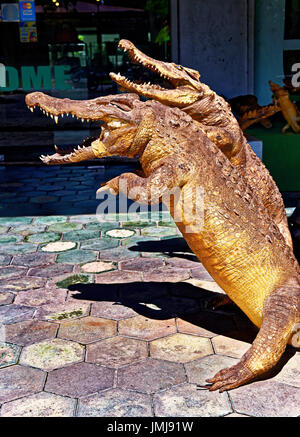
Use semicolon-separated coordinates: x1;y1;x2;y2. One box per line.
4;320;58;346
14;287;67;307
80;238;119;251
20;339;84;371
0;266;28;280
143;266;190;282
150;333;213;363
176;312;236;338
229;380;300;417
121;236;160;248
119;316;177;340
153;383;231;417
0;234;23;244
105;229;135;239
95;270;142;284
118;358;186;394
0;305;35;325
45;362;114;398
78;389;152;417
84;221;120;232
0;342;21;368
212;335;250;359
41;241;76;252
86;336;147;368
185;354;239;386
0;365;45;403
98;246;140;261
55;274;93;289
190;265;215;282
0;243;38;255
28;263;73;278
122;220;156;229
0;277;46;293
165;257;200;269
58;316;117;344
91;301;138;320
119;258;164;272
0;254;12;266
25;232;61;244
0;217;32;225
12;252;56;267
81;261;116;273
9;224;46;236
35;302;90;322
62;230;100;242
274;353;300;388
68;215;97;223
0;292;14;306
48;222;83;232
34;216;67;224
56;249;97;265
141;226;178;238
0;392;76;417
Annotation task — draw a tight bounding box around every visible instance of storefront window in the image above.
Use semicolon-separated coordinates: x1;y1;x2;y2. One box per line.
0;0;170;162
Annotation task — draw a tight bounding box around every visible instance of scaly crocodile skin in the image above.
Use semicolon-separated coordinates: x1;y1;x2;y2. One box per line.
110;40;292;249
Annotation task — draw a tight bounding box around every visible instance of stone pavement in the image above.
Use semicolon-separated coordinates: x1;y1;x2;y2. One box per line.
0;209;299;417
0;163;299;417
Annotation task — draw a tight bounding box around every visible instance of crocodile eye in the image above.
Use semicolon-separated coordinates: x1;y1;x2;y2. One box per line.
176;65;183;70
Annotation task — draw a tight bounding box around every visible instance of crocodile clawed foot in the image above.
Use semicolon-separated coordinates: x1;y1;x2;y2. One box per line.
96;177;120;196
200;361;254;392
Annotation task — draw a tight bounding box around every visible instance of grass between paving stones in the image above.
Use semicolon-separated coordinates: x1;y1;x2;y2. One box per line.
56;274;93;289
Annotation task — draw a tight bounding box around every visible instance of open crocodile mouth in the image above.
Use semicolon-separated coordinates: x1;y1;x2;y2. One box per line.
110;40;181;93
26;98;128;165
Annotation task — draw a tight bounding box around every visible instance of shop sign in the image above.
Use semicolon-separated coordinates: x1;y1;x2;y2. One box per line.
1;4;20;22
19;21;37;42
0;65;72;91
19;1;36;22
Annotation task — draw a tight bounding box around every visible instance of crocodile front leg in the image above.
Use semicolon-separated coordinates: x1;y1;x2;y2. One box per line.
203;280;300;391
97;161;180;204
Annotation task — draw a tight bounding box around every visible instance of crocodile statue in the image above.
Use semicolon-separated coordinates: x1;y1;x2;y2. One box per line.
110;40;293;250
228;94;281;130
25;90;300;392
269;81;300;133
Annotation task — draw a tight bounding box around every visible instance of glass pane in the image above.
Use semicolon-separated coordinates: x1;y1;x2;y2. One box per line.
0;0;170;162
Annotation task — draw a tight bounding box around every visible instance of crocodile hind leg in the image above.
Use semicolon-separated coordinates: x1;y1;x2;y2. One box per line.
203;279;300;392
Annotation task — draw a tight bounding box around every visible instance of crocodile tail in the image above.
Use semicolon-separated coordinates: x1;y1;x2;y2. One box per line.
238;103;281;130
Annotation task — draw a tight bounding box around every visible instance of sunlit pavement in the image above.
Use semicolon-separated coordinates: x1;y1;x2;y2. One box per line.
0;166;299;417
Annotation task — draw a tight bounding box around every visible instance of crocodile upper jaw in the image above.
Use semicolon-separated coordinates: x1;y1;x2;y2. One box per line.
110;39;201;106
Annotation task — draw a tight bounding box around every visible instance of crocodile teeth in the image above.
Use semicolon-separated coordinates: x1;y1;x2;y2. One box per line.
54;115;58;124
